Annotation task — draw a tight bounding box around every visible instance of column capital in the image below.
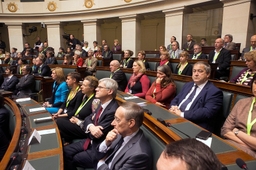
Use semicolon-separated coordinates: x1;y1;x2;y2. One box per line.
119;14;143;22
162;6;185;17
81;19;102;26
220;0;251;7
5;22;23;26
44;21;60;25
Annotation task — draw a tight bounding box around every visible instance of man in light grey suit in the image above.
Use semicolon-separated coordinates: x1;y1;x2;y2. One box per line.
223;34;236;50
169;41;183;59
97;102;153;170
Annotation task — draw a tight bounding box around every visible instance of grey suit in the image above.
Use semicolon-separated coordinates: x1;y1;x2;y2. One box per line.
15;74;35;97
241;46;256;58
97;129;153;170
169;49;183;59
224;42;236;50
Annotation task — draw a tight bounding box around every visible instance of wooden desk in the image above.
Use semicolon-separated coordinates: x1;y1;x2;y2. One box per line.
0;90;13;98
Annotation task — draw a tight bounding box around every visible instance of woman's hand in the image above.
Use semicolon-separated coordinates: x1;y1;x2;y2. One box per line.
156;77;163;84
155;102;166;107
70;116;79;124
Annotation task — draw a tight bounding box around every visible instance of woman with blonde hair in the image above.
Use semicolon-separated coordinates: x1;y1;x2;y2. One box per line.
174;51;192;76
125;60;150;98
43;67;69;114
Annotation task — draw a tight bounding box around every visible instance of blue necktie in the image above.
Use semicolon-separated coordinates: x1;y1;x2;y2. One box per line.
179;85;198;112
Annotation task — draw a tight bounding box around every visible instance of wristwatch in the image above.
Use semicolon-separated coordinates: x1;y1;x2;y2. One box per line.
234;129;240;136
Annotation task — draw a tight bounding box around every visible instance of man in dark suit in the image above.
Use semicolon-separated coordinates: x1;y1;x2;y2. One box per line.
1;66;19;91
15;65;35;98
69;34;81;51
109;60;127;91
208;38;231;79
102;45;113;60
182;34;196;51
169;61;223;132
96;102;153;170
241;34;256;58
45;50;58;65
64;78;119;169
189;44;207;59
34;55;51;76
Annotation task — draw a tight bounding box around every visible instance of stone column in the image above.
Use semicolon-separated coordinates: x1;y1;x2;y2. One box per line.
6;22;24;52
45;22;61;52
163;7;184;48
81;19;100;46
221;0;252;51
120;15;141;55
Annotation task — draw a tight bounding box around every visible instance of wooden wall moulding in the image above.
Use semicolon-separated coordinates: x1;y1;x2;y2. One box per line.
84;0;94;8
47;1;57;12
7;2;18;13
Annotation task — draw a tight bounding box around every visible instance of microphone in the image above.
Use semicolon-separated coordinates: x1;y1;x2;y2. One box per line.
157;118;191;138
236;158;249;170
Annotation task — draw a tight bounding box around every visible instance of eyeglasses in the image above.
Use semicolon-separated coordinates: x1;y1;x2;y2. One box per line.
96;86;109;90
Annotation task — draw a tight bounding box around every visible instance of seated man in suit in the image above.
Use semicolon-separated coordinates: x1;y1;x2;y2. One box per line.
189;44;207;59
157;138;222;170
241;34;256;59
182;34;196;51
223;34;236;50
15;65;35;98
1;66;19;91
109;60;127;91
208;38;231;79
34;55;51;77
169;61;223;132
64;78;119;169
45;50;58;65
83;49;98;76
96;102;153;170
169;41;183;59
102;45;113;60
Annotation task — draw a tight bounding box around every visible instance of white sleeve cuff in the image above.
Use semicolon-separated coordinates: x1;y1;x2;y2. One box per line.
180;112;184;117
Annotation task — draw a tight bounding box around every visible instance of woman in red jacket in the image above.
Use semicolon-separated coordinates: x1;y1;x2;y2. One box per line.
146;65;176;108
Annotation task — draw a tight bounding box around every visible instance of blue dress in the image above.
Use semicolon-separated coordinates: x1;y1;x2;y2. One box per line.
46;81;69;114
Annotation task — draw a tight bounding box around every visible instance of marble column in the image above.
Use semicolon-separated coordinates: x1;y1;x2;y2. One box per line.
163;7;184;48
6;22;24;52
81;19;100;46
45;22;61;52
120;15;141;55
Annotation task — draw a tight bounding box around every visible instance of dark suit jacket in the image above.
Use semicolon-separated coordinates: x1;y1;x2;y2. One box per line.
171;81;223;132
111;69;127;91
97;129;153;170
45;56;58;65
16;74;35;97
182;40;195;51
189;53;207;59
102;51;113;60
1;76;19;91
174;63;192;76
241;47;254;58
34;63;52;77
83;99;119;146
0;74;4;87
208;48;231;78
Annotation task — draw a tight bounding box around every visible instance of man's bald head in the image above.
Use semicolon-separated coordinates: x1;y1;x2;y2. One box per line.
251;35;256;48
110;60;120;72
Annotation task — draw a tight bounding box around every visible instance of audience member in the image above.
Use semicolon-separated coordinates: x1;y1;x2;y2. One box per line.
10;47;17;58
56;47;65;58
174;51;193;76
15;65;35;98
0;93;10;162
102;45;113;60
3;52;13;65
222;74;256;158
83;49;98;76
0;49;5;58
16;58;28;74
42;41;49;55
66;47;74;57
157;138;222;170
159;45;167;53
64;78;119;169
122;50;134;68
169;61;223;132
157;51;172;71
57;76;98;144
22;42;34;55
34;55;51;77
200;38;208;47
76;44;87;58
96;102;153;170
223;34;236;50
109;60;127;91
182;34;196;51
69;34;81;50
230;51;256;86
82;41;91;52
63;54;72;65
208;38;231;79
43;67;68;114
45;50;58;64
112;39;121;52
31;58;36;72
1;66;19;91
92;41;99;52
72;50;84;67
125;60;150;98
169;41;183;59
189;44;207;59
34;36;43;51
166;36;176;52
101;39;107;51
94;47;103;58
241;34;256;59
137;50;150;70
146;65;176;108
23;49;33;58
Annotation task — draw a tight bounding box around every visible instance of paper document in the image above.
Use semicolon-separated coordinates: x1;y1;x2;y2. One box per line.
37;128;56;135
16;98;31;102
29;107;45;112
196;137;212;148
123;96;139;100
22;160;35;170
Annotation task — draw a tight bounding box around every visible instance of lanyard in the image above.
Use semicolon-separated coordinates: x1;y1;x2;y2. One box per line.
87;59;91;67
66;86;80;108
178;62;188;75
247;97;256;135
192;52;201;59
74;93;94;116
164;61;169;65
110;68;120;78
240;70;254;84
213;51;220;62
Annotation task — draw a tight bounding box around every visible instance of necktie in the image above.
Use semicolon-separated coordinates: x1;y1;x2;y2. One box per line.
179;85;198;112
106;137;124;165
83;106;103;150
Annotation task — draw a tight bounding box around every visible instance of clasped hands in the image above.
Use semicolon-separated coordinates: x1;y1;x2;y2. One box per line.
169;105;182;116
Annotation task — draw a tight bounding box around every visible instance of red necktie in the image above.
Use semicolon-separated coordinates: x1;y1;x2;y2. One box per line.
83;106;103;150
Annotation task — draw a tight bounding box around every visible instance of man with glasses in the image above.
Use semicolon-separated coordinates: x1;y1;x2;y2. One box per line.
64;78;119;170
189;44;207;59
242;34;256;59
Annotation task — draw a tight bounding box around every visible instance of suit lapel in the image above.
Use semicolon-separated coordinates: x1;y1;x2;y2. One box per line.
97;100;114;123
190;81;210;108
